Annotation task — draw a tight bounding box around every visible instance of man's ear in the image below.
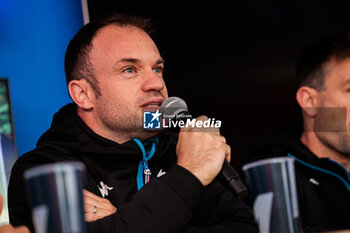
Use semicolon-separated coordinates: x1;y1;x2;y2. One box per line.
296;86;319;117
68;79;95;110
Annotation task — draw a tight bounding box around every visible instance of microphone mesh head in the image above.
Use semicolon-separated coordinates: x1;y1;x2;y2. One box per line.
160;97;188;120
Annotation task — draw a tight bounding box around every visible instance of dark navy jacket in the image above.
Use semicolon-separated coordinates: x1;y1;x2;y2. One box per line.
8;103;257;233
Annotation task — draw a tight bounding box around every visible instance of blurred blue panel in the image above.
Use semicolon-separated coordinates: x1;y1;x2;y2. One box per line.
0;0;83;155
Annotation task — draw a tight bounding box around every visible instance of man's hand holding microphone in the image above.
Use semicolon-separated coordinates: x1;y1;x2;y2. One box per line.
176;115;231;186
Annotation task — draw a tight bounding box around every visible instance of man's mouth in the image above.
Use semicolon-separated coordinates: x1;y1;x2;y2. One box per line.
141;97;164;108
143;103;161;107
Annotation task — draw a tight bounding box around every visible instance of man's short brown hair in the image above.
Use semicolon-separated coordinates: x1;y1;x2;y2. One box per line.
296;34;350;91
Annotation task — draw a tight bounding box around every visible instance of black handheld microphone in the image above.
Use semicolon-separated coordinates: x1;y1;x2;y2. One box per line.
160;97;248;199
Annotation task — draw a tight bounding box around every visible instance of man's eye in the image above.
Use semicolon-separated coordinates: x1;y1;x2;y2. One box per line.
123;67;135;73
153;67;163;73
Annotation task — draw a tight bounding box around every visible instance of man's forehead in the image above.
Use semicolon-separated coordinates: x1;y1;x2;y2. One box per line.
93;24;149;45
89;24;161;70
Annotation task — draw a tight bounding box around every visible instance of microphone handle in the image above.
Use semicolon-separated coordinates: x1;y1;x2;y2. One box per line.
217;160;248;200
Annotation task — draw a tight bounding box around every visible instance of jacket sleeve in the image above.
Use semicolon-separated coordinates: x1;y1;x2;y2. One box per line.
86;165;201;233
181;181;258;233
87;166;258;233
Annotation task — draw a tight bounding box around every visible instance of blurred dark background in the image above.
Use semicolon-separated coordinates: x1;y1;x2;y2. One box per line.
86;0;350;171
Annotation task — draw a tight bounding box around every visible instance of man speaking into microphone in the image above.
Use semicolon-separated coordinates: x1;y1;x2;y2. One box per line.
8;13;257;233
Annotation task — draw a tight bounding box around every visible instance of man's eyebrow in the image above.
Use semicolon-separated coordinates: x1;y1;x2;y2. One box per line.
113;58;164;68
155;58;165;65
115;58;141;65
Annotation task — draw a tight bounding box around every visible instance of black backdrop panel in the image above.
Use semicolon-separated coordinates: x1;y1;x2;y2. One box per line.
86;0;350;170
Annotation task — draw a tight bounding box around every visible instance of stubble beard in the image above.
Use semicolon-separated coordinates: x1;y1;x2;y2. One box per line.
316;132;350;158
313;107;350;158
95;96;162;142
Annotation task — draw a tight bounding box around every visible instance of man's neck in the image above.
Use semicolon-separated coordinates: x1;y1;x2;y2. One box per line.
301;132;350;172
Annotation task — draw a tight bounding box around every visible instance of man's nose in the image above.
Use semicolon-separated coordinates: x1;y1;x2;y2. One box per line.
141;71;165;92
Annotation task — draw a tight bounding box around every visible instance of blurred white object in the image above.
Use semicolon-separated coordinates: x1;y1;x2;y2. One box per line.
0;135;9;225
